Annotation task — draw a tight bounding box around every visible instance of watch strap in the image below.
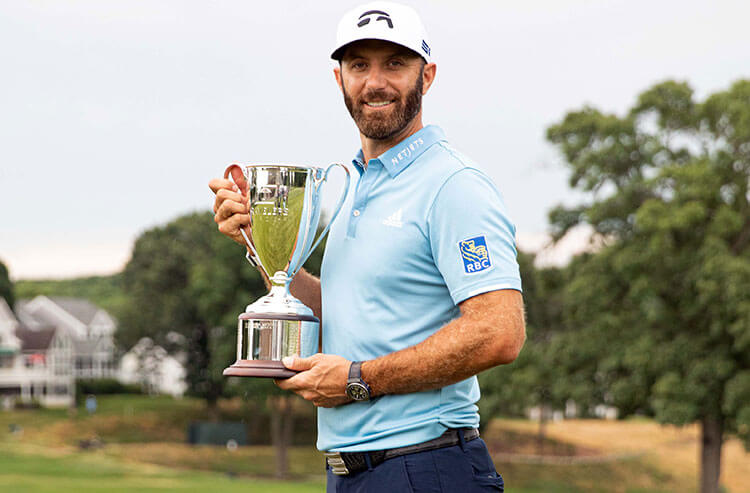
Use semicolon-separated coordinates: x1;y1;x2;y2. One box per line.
348;361;362;384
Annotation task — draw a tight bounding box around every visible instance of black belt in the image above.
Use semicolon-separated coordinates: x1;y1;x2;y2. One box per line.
325;428;480;476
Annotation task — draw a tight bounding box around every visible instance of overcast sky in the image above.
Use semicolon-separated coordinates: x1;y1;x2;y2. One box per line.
1;0;749;279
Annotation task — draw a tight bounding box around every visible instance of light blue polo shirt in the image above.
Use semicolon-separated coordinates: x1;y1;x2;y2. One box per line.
318;125;522;452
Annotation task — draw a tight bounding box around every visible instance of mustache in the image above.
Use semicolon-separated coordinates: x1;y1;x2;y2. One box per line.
358;90;399;103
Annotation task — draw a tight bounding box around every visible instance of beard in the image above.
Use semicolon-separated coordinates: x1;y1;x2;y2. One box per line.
342;69;423;140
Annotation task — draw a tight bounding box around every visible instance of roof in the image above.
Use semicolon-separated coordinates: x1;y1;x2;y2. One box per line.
16;326;57;351
15;300;59;329
43;297;101;325
0;298;18;324
16;296;114;337
14;296;115;346
14;300;40;329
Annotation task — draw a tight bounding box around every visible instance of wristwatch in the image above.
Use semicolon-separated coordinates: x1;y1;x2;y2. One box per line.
345;361;372;401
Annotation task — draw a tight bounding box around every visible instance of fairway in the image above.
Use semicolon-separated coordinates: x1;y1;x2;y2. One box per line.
1;396;748;492
0;446;325;493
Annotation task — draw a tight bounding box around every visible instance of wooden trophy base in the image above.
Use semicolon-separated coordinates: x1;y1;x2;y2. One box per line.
223;359;296;379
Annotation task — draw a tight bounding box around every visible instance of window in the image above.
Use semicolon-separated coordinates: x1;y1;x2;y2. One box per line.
25;354;45;368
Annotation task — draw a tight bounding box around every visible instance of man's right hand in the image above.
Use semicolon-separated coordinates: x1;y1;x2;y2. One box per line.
208;175;251;247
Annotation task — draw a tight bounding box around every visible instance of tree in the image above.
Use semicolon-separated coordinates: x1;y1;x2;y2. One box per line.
119;211;265;406
0;260;13;309
546;80;750;493
479;252;593;452
14;274;125;317
119;210;327;476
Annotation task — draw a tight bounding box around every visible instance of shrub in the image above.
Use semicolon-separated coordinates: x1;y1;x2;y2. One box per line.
75;378;143;403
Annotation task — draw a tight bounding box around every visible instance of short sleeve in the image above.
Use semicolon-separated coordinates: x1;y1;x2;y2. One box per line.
427;168;522;304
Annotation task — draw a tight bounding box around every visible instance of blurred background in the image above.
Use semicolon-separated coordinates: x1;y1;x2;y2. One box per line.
1;1;748;492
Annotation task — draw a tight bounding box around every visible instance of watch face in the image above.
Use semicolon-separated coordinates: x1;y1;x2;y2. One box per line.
346;383;369;401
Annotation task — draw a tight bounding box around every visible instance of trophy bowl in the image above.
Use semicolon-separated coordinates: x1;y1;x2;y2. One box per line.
222;163;350;378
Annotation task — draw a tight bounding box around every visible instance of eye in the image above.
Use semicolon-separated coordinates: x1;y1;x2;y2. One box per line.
350;61;367;70
388;59;404;68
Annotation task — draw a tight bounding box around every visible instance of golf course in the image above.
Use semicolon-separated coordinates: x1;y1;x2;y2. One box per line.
1;395;748;492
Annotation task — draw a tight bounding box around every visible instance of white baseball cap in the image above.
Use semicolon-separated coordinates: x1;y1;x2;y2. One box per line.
331;2;432;63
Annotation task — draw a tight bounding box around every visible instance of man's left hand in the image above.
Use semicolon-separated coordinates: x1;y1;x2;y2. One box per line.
275;353;352;408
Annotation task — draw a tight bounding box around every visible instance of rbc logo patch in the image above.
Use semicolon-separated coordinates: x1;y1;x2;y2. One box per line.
459;236;492;274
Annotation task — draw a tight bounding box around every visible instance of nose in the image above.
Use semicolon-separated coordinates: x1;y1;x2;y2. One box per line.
363;64;388;92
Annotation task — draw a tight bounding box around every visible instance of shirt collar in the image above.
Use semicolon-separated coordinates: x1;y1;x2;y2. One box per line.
352;149;367;176
351;125;446;178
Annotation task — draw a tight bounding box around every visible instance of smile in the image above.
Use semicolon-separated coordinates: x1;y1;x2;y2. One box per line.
364;100;395;108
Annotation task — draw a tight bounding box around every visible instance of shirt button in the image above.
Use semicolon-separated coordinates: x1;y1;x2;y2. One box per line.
353;209;360;217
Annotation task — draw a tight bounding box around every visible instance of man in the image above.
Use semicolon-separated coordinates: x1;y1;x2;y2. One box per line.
209;2;525;491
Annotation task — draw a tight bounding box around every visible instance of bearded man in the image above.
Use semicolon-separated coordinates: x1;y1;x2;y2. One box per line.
209;2;525;492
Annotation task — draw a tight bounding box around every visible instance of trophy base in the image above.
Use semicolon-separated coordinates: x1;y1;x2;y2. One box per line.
223;359;296;379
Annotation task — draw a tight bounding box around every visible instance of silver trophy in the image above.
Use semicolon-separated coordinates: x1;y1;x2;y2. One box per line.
222;163;350;378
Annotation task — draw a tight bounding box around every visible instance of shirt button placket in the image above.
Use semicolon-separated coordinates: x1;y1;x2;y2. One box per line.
348;204;364;237
347;166;377;238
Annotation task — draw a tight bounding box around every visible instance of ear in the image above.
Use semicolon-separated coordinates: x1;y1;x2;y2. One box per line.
333;66;343;93
421;63;437;95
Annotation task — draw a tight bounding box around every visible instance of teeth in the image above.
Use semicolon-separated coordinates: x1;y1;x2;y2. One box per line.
366;101;392;107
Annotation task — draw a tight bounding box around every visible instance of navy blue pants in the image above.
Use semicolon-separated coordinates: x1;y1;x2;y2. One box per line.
326;437;504;493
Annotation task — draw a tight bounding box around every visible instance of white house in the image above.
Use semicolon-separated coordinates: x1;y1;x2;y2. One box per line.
16;296;117;379
0;298;75;408
1;295;187;406
119;337;187;397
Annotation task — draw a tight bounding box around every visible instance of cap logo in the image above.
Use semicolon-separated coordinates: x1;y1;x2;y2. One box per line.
421;40;430;56
357;10;393;29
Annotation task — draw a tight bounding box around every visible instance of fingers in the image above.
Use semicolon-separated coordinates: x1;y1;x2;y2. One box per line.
209;178;244;214
217;214;251;242
208;178;237;195
274;354;351;408
275;358;316;389
275;373;303;391
282;355;317;372
275;355;320;391
209;176;251;245
215;192;247;218
228;166;249;195
213;188;245;214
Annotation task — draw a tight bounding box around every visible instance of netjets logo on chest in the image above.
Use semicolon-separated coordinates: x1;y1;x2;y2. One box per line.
382;208;404;228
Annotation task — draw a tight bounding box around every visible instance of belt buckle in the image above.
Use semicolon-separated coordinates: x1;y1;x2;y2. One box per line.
324;452;350;476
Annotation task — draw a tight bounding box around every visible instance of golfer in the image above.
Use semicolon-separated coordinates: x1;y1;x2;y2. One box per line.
210;2;525;491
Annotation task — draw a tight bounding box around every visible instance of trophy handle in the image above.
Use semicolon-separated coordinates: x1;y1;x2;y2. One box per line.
223;163;267;274
289;163;350;278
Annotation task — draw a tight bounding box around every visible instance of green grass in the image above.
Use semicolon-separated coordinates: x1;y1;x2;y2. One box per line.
102;444;325;478
1;444;676;493
0;448;324;492
0;395;706;492
89;394;199;415
0;395;210;446
495;459;678;493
